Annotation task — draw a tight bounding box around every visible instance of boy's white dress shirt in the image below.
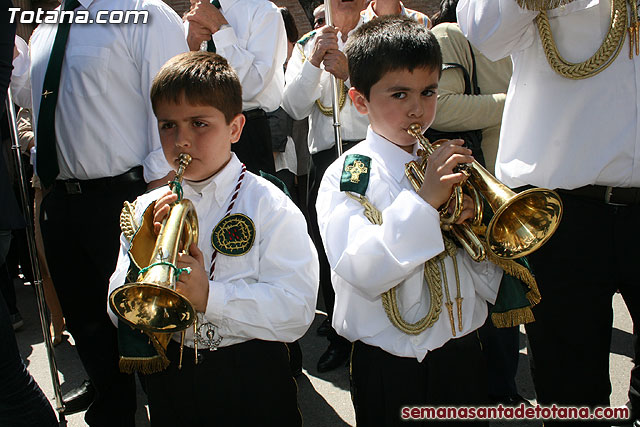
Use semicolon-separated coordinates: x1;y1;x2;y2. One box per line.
316;127;502;361
108;154;319;347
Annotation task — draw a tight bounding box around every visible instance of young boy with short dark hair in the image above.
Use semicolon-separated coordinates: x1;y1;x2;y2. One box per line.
316;16;503;426
108;51;319;426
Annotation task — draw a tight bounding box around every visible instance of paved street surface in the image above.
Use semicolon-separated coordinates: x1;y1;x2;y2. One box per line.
12;278;635;426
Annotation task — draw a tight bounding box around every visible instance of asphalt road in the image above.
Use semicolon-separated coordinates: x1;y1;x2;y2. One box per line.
12;279;635;427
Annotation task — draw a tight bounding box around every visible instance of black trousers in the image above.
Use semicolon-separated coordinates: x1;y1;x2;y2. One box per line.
479;314;520;398
232;109;275;176
309;143;358;349
351;332;489;426
144;339;301;426
525;191;640;427
39;178;146;427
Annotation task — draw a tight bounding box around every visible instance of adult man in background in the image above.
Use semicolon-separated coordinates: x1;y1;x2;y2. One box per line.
360;0;431;27
283;0;368;373
458;0;640;424
184;0;287;175
10;0;187;423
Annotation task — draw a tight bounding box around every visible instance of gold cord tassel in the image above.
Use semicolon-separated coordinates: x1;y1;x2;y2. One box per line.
450;250;464;332
629;0;639;58
439;258;457;337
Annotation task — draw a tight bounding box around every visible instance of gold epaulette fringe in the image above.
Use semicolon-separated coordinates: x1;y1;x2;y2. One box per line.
119;355;170;375
491;307;536;328
486;251;541;306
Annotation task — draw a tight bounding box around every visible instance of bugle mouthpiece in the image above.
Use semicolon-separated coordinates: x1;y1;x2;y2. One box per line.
178;153;192;167
407;123;423;137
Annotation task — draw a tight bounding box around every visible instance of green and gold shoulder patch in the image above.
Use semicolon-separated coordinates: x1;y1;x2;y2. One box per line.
211;214;255;256
297;30;316;46
341;154;371;196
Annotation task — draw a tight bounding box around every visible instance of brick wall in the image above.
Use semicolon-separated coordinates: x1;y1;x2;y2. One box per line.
166;0;440;38
168;0;190;17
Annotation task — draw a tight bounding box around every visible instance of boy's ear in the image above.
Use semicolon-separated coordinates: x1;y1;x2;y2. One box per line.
229;113;246;144
349;87;369;115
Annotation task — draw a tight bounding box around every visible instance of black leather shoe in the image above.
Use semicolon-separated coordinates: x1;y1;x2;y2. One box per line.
61;380;96;415
316;319;331;336
317;344;350;373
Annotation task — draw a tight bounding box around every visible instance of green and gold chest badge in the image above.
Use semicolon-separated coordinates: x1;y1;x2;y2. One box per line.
341;154;371;196
211;213;255;256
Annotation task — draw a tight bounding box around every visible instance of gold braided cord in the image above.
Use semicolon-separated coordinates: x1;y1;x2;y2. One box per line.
381;256;444;335
535;0;629;79
346;192;382;224
516;0;576;11
315;82;348;117
297;40;349;116
346;192;448;335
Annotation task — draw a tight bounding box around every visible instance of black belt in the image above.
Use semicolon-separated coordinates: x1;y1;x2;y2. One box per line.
243;108;266;120
53;166;144;195
557;185;640;206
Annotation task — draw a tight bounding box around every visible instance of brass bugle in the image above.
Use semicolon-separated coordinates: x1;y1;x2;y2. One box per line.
406;124;563;260
109;153;198;333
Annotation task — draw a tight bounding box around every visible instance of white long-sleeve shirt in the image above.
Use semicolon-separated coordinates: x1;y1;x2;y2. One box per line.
316;127;502;360
458;0;640;190
194;0;287;113
282;23;369;154
108;154;319;347
11;0;188;182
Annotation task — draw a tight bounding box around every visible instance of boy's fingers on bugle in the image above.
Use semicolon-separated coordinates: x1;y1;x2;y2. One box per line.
175;243;209;313
153;190;179;234
419;139;473;210
452;194;476;224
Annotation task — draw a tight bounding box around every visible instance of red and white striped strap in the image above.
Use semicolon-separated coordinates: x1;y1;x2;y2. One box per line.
209;164;246;280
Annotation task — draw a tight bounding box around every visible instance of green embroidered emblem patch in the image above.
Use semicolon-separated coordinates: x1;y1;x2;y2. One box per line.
340;154;371;196
211;214;255;256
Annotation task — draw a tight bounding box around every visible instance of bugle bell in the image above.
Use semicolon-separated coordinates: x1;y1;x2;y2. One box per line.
405;124;563;260
109;153;198;333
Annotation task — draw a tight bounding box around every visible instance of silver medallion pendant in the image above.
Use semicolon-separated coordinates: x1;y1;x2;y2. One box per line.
195;322;223;351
